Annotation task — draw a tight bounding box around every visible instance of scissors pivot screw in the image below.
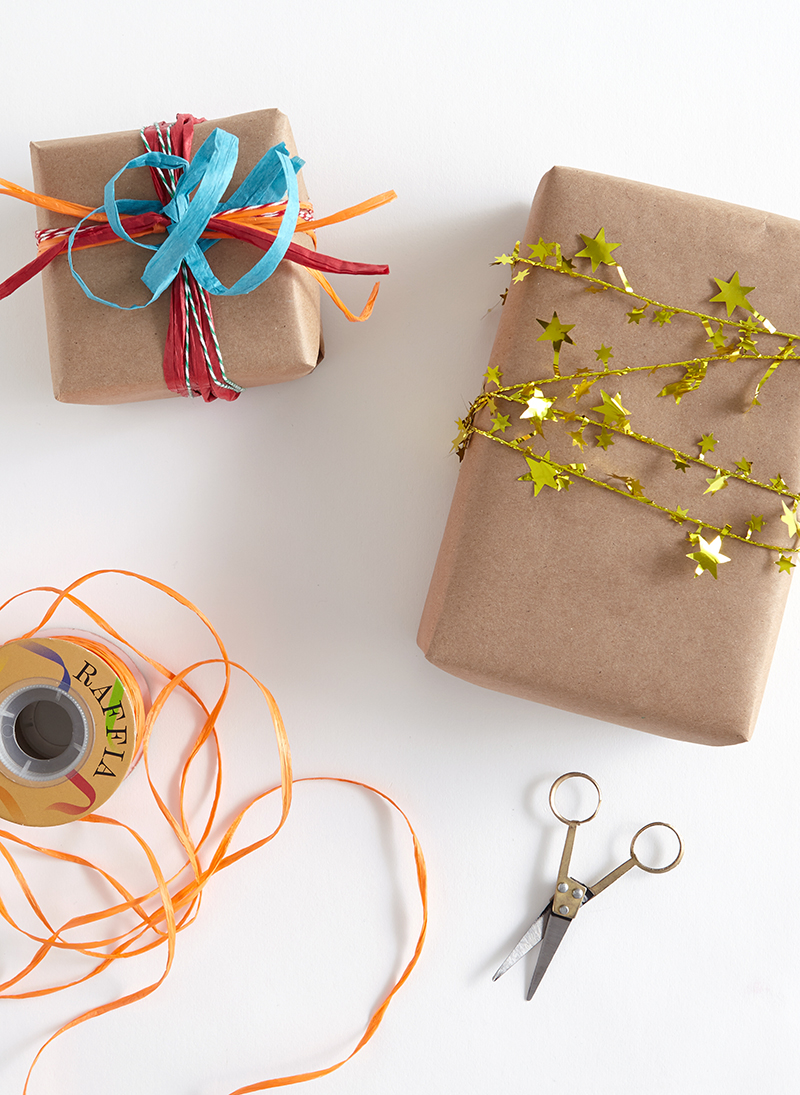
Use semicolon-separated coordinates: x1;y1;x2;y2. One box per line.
557;883;568;893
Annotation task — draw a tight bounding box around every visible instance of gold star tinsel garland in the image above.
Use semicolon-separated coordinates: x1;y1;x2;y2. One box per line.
453;231;800;578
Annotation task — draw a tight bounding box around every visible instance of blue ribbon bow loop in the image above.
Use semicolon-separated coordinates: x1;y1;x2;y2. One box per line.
67;129;304;310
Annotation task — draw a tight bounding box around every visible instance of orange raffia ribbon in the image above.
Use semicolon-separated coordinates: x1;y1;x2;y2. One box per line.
0;176;396;323
0;570;427;1095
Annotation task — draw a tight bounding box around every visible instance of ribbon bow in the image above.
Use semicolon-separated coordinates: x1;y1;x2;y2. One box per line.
2;114;395;401
71;124;303;308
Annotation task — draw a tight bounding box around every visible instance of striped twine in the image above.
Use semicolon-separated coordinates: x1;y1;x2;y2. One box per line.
140;124;242;397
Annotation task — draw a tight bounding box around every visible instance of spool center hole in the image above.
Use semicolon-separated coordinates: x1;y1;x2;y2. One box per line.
14;700;74;761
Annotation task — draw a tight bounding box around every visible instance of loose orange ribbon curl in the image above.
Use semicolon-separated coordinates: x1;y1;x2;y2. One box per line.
0;571;427;1093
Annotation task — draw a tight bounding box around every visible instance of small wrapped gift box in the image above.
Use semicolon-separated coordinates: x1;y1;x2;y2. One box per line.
418;167;800;746
28;109;322;404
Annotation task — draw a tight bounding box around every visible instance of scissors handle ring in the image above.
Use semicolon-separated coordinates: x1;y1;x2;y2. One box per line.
630;822;684;873
549;772;601;825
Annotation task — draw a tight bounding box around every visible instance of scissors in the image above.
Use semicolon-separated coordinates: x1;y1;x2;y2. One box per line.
493;772;683;999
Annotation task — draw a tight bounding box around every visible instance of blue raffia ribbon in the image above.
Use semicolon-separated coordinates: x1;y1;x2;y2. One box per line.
67;128;303;309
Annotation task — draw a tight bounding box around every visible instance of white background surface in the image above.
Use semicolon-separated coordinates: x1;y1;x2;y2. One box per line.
0;2;798;1093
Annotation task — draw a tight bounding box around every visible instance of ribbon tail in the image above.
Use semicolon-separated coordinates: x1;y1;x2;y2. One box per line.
163;266;241;401
0;177;101;221
306;268;382;322
186;271;240;402
186;298;215;401
301;190;397;231
188;282;240;403
283;239;390;278
163;276;191;397
205;218;386;320
205;218;390;277
0;239;66;301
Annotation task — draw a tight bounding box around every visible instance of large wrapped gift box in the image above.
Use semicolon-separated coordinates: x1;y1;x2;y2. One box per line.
29;109;322;404
418;167;800;746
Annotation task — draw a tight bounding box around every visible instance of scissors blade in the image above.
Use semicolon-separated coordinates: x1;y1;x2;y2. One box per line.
526;910;572;999
492;901;550;981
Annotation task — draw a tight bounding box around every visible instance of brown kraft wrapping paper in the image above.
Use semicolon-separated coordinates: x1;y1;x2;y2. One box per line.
418;166;800;746
29;109;322;404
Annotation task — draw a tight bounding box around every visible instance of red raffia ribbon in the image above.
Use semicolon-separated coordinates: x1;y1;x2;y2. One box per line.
0;115;396;401
0;571;427;1094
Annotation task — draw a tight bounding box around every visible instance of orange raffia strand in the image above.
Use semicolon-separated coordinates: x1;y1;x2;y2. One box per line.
214;200;315;229
228;775;428;1094
306;266;382;321
0;570;427;1095
0;177;108;222
215;190;398;234
299;190;397;231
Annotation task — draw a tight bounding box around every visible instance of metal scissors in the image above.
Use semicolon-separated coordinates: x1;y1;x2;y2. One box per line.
493;772;683;998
